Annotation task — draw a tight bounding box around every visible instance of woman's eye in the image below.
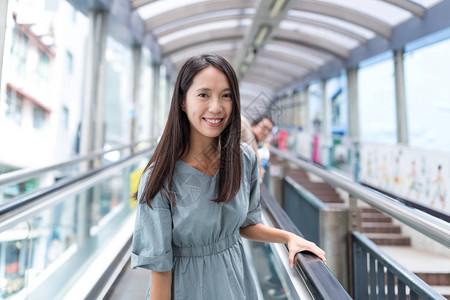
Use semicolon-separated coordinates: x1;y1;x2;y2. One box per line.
223;93;232;98
198;93;208;98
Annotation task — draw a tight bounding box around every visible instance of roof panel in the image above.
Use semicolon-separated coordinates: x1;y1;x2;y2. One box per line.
136;0;209;19
171;42;242;64
162;27;246;55
154;8;255;37
280;20;360;49
158;19;251;45
318;0;412;26
143;0;255;31
287;10;376;40
264;43;327;65
410;0;444;8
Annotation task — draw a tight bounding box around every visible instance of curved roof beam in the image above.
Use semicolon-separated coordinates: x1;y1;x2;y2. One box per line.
259;49;320;71
171;43;242;65
239;81;274;95
268;40;333;62
158;19;251;45
248;65;295;83
255;56;308;78
291;0;392;39
284;15;368;44
244;75;283;90
163;28;246;56
173;49;238;70
155;9;254;38
274;30;350;60
131;0;157;10
381;0;426;17
143;0;255;32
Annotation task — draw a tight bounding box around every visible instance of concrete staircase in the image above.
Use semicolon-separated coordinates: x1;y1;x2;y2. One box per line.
360;207;411;246
360;206;450;299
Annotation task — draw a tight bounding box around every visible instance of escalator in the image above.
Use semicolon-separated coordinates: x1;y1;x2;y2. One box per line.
0;142;349;300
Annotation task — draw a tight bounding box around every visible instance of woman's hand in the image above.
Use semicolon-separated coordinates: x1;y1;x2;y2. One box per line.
286;233;326;268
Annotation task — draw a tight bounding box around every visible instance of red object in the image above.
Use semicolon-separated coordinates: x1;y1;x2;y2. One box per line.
5;262;19;274
278;130;289;150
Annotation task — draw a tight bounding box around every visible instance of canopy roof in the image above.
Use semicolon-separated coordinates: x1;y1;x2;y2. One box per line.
71;0;450;119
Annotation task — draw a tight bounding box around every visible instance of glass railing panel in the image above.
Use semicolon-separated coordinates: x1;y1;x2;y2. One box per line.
0;157;150;299
245;210;312;300
0;143;152;204
0;221;32;299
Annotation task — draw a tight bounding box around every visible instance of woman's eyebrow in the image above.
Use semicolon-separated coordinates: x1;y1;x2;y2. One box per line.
195;88;231;92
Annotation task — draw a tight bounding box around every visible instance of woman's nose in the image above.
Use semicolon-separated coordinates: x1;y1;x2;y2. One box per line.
208;97;223;113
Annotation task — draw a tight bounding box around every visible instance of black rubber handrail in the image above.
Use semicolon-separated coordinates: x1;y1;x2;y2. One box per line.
260;185;352;300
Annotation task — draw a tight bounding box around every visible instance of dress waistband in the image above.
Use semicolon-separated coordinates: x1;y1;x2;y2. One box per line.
173;232;241;257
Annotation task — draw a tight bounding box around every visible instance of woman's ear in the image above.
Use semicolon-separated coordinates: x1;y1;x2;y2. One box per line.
181;100;186;112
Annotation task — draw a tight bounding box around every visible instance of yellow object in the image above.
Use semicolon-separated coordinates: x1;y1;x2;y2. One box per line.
129;168;144;209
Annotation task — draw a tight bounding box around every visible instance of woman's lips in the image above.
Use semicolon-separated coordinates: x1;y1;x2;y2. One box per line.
203;118;223;127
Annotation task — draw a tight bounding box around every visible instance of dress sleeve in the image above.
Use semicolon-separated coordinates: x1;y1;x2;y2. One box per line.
131;171;173;272
242;144;262;227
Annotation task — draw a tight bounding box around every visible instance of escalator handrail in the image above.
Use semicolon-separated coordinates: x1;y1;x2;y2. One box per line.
0;146;155;230
270;147;450;248
260;185;352;300
0;139;154;188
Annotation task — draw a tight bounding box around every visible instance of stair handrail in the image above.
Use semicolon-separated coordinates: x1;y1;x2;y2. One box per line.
261;185;352;299
270;147;450;248
0;138;154;188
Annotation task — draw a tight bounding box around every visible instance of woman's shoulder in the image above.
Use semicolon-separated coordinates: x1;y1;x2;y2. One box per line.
240;142;257;166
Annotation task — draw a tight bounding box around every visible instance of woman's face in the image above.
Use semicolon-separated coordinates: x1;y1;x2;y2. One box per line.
182;66;233;142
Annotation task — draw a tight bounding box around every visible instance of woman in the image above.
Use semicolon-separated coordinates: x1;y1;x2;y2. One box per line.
131;54;326;299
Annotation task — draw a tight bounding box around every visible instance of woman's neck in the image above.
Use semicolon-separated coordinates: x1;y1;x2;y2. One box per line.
182;137;220;176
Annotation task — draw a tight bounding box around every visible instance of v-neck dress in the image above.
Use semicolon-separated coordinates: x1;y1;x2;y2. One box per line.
131;142;261;300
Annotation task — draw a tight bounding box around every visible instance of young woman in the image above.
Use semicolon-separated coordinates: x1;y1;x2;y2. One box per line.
131;54;326;300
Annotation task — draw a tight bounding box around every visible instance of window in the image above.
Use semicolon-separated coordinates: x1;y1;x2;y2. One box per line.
33;105;46;129
404;30;450;151
358;52;396;144
5;89;23;126
66;51;73;74
61;106;69;129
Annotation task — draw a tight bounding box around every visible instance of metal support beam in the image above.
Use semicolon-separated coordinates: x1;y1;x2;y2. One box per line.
131;46;142;151
347;67;359;140
235;0;294;79
150;63;160;139
0;0;8;91
394;48;408;145
302;86;310;133
78;10;109;244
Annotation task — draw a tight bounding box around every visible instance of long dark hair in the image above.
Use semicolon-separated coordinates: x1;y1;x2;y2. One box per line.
138;54;242;207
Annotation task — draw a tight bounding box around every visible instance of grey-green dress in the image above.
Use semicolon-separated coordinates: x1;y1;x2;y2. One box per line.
131;142;261;300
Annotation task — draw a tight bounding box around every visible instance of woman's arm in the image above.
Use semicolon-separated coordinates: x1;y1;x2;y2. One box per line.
149;270;172;300
240;223;326;268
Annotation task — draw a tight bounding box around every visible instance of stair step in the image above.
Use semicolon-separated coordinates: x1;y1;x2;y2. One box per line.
361;213;393;223
415;272;450;286
363;233;411;246
361;207;380;213
430;286;450;299
362;222;401;233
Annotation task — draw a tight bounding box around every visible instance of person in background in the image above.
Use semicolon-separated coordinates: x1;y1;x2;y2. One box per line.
131;54;326;300
241;115;274;180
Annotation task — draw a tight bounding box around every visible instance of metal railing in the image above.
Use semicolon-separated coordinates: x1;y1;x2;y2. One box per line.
270;147;450;248
261;185;352;299
352;232;446;300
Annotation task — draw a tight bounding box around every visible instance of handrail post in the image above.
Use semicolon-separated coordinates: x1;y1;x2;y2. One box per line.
347;194;361;297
